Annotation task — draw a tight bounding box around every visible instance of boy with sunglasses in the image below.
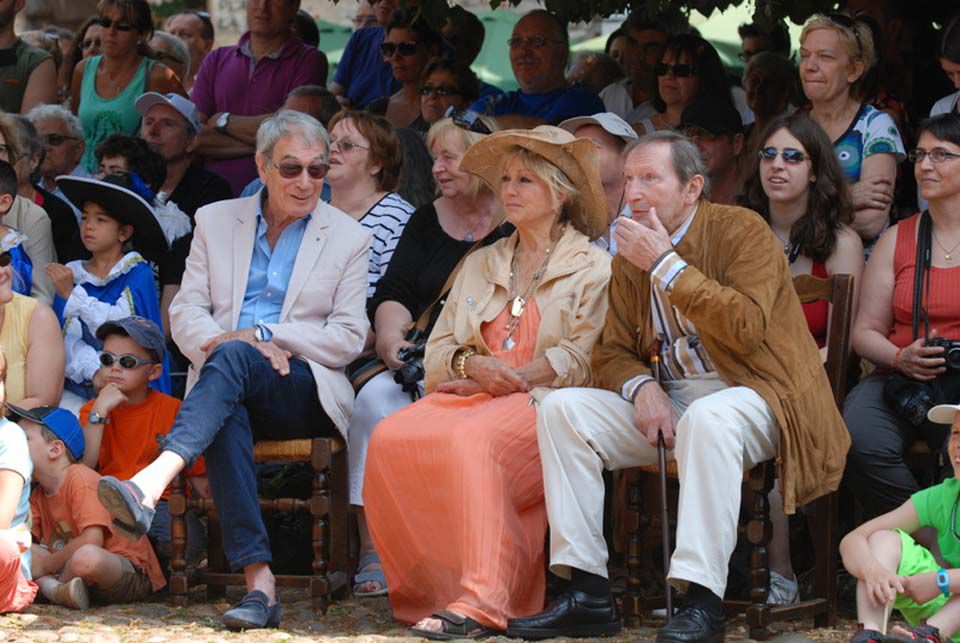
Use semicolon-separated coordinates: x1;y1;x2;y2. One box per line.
79;316;206;567
13;402;164;609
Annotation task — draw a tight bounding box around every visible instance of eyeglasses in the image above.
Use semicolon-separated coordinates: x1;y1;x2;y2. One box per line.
271;161;329;179
43;133;79;147
507;36;564;49
826;13;863;57
908;148;960;164
654;62;696;78
330;139;369;153
420;84;462;97
0;252;10;268
96;17;136;32
153;50;185;65
446;107;492;135
738;48;767;62
99;352;157;369
380;41;420;58
759;147;807;164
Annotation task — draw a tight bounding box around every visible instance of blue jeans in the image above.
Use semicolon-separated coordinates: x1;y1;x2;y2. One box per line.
162;340;336;571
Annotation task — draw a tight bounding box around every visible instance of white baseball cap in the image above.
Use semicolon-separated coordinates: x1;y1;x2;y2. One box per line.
558;112;638;144
135;92;202;133
928;404;960;425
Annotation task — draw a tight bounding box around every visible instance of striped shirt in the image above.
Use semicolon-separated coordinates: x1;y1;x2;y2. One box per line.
621;204;717;402
359;192;414;299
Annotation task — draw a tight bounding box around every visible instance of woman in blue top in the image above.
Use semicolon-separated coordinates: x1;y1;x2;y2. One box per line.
70;0;184;173
49;175;172;412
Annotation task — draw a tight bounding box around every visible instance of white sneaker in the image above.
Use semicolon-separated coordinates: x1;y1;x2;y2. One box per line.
767;570;799;605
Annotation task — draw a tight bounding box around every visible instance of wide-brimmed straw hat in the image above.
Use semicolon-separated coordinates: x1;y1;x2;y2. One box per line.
459;125;607;240
56;175;169;262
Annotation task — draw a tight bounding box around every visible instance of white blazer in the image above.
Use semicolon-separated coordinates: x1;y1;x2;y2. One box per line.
169;194;371;435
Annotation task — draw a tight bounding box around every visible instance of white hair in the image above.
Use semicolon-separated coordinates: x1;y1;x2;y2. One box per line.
256;109;330;164
152;31;191;80
25;104;83;139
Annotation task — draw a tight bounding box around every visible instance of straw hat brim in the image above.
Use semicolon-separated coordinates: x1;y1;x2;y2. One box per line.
56;176;169;261
459;127;608;241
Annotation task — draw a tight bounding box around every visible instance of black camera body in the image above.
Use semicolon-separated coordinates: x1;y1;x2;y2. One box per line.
885;337;960;427
394;327;427;394
927;337;960;371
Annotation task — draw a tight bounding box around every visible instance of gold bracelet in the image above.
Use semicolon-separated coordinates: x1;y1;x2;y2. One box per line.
455;348;476;379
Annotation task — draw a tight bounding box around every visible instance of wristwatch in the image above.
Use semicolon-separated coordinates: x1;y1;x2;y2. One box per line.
937;568;951;597
88;412;111;425
216;112;231;133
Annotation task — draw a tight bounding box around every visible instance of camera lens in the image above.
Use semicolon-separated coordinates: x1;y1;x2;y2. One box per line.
946;346;960;371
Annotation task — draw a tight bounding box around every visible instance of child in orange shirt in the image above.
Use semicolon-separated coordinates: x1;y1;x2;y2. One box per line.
13;404;165;609
79;316;206;564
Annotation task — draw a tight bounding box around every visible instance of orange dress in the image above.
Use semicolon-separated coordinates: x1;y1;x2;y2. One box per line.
364;301;546;630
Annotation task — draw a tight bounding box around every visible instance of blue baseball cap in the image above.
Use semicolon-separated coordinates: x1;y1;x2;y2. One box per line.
6;404;85;461
96;316;166;363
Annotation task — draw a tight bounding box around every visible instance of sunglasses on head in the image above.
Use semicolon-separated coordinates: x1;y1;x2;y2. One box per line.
654;62;696;78
759;147;807;164
96;17;136;32
380;41;419;58
420;84;461;97
99;351;157;369
826;13;863;57
0;252;10;268
272;161;329;180
446;107;492;135
44;133;78;147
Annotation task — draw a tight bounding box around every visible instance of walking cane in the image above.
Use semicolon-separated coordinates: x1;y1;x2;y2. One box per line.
651;355;673;621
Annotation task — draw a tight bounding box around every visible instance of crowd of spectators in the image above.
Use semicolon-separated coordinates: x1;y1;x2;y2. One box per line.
1;0;960;641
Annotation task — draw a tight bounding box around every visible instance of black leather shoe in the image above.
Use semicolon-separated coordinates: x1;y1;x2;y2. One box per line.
506;589;621;639
656;602;725;643
221;590;281;631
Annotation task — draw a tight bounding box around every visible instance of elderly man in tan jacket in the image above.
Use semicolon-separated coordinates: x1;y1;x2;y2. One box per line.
507;131;850;643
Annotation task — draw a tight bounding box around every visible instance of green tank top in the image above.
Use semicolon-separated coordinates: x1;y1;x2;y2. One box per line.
0;39;52;114
79;55;152;172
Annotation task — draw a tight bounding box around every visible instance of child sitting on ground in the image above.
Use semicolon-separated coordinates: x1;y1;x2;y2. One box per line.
79;316;207;564
0;351;38;613
13;403;165;609
841;402;960;643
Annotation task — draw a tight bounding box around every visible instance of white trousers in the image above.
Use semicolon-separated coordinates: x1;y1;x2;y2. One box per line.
536;375;779;598
348;369;419;506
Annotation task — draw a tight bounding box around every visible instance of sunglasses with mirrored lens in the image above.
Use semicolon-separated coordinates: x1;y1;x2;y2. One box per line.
654;63;696;78
0;252;10;268
273;162;329;179
759;147;807;163
446;107;492;135
420;84;462;97
99;352;157;369
380;41;419;58
97;17;135;32
44;133;78;147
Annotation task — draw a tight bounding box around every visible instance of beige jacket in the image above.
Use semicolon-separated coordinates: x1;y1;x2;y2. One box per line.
6;196;57;304
424;226;611;397
169;194;371;436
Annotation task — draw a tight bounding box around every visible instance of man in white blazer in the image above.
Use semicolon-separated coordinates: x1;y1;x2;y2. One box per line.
95;110;371;630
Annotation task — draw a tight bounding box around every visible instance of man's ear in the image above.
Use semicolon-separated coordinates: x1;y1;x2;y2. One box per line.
733;133;745;157
0;193;14;213
684;174;705;205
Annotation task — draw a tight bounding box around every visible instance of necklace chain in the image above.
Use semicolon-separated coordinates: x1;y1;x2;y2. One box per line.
932;228;960;263
503;226;565;350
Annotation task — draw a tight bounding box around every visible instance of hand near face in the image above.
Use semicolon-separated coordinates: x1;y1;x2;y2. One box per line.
46;263;75;300
615;208;674;272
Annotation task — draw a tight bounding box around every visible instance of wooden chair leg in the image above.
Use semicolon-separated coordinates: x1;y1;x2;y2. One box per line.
622;468;644;626
745;462;774;640
168;474;189;607
328;441;351;597
310;438;332;614
206;511;227;601
811;490;838;627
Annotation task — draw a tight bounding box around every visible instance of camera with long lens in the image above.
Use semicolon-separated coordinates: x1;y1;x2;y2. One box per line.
394;327;427;394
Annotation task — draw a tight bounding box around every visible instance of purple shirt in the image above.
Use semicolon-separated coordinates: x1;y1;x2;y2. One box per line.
190;32;326;196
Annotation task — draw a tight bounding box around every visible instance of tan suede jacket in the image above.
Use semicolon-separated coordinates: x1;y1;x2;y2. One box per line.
592;201;850;513
424;226;611;397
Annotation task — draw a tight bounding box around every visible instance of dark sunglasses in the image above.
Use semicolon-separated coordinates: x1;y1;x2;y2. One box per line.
0;252;10;268
97;17;136;32
380;41;420;58
153;50;184;65
446;107;492;135
44;133;79;147
99;352;157;369
82;37;101;49
826;13;863;57
272;161;329;180
759;147;807;164
420;84;461;97
654;62;696;78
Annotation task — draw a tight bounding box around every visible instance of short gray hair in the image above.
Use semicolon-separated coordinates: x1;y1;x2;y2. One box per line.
626;130;710;199
256;109;330;165
151;31;191;79
26;103;84;139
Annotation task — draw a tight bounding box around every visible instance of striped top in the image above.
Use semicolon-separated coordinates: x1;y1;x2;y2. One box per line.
888;212;960;349
359;192;414;299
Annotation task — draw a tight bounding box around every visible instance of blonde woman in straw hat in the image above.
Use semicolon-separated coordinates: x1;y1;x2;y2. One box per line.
362;126;612;639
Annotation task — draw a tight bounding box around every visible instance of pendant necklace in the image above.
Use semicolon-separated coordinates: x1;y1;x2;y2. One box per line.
503;226;565;351
933;229;960;263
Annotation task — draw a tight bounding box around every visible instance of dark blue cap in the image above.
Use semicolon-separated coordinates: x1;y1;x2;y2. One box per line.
6;404;85;461
96;316;166;363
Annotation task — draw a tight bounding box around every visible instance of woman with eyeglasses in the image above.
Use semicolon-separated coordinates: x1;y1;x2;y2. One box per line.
842;113;960;525
326;111;414;299
418;60;480;128
71;0;185;174
644;34;736;134
50;174;172;412
366;8;442;129
799;14;905;249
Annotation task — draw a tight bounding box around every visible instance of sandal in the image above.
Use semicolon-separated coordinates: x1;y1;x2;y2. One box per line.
97;476;155;540
411;610;500;640
353;551;388;598
851;626;884;643
884;624;943;643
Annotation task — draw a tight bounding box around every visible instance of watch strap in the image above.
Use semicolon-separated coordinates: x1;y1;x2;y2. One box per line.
937;568;950;596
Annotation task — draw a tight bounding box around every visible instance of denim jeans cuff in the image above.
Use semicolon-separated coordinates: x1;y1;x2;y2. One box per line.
229;550;273;573
161;441;200;468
